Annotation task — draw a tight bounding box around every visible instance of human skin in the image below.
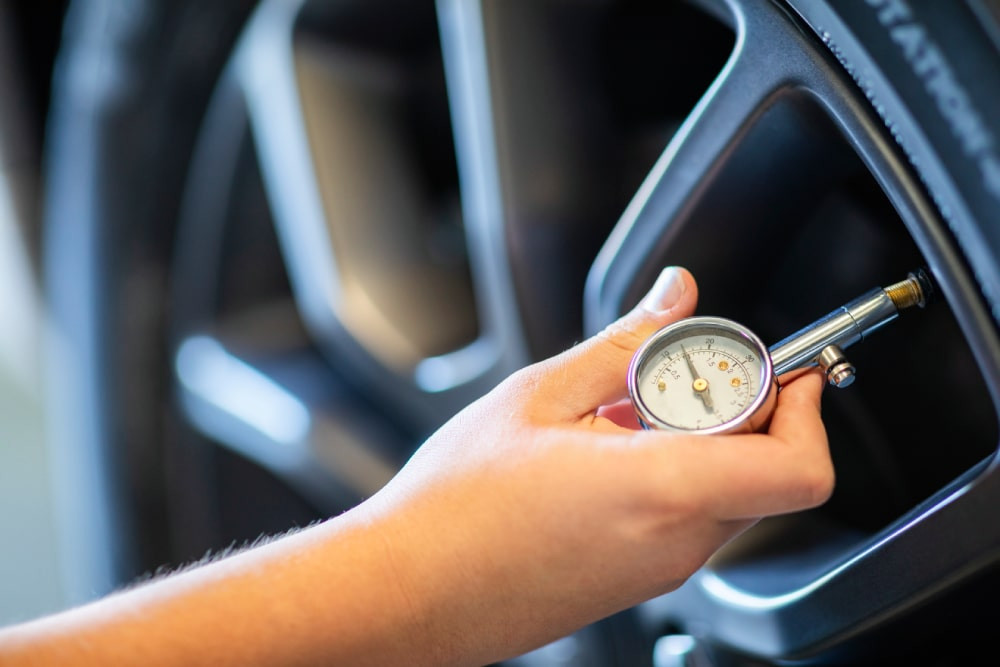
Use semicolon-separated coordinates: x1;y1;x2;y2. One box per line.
0;267;832;666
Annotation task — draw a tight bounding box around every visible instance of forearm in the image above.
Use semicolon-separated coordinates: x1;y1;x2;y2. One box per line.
0;503;447;666
0;445;642;667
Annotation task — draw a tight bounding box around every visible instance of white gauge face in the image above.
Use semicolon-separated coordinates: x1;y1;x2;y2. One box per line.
630;318;769;432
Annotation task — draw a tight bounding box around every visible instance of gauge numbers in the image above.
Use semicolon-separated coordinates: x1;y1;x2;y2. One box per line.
629;317;772;433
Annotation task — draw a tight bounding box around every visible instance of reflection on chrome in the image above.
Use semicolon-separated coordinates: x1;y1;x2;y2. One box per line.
652;634;697;667
176;335;310;448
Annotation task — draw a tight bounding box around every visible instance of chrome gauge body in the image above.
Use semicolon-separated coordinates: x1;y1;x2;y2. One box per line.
627;271;932;435
628;317;777;434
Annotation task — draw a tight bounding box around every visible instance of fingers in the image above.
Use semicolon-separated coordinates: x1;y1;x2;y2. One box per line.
665;369;831;520
767;369;827;447
506;266;831;522
604;370;828;521
526;267;698;420
594;399;641;430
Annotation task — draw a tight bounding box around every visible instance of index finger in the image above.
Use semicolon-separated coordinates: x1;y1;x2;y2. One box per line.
767;368;827;446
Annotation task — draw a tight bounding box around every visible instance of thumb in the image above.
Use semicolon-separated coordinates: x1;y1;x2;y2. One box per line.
533;267;698;419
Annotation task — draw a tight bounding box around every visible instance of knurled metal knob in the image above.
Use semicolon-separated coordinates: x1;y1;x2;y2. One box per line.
817;344;855;388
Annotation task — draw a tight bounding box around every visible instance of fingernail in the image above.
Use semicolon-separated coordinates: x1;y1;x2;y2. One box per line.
641;267;685;313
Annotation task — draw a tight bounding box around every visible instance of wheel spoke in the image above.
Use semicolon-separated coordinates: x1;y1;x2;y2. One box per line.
175;330;402;512
227;0;527;433
584;4;795;332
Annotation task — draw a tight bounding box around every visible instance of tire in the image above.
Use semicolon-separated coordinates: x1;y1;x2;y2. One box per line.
43;0;1000;664
44;0;260;600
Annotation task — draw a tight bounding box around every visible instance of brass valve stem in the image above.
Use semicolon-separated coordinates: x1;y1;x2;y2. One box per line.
884;271;929;310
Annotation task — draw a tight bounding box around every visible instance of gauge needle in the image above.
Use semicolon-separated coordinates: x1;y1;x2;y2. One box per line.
681;345;714;409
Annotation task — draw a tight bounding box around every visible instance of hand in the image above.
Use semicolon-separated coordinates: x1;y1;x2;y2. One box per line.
362;266;833;665
0;267;831;667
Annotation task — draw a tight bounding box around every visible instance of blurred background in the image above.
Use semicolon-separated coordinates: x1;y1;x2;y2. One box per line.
0;0;69;624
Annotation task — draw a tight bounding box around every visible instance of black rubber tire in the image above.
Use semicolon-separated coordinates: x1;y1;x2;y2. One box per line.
789;0;1000;319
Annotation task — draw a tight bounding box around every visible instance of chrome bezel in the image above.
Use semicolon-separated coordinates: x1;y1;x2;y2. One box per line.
628;316;777;435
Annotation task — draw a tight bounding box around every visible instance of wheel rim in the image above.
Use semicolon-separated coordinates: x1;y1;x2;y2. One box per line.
164;0;1000;661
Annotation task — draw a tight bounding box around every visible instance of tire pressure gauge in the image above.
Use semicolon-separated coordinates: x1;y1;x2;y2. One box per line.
628;270;932;434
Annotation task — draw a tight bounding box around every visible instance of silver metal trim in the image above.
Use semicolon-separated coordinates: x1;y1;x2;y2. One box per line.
629;316;776;435
769;288;898;375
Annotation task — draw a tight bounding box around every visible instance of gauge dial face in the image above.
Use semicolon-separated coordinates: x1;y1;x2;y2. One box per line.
630;317;771;433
